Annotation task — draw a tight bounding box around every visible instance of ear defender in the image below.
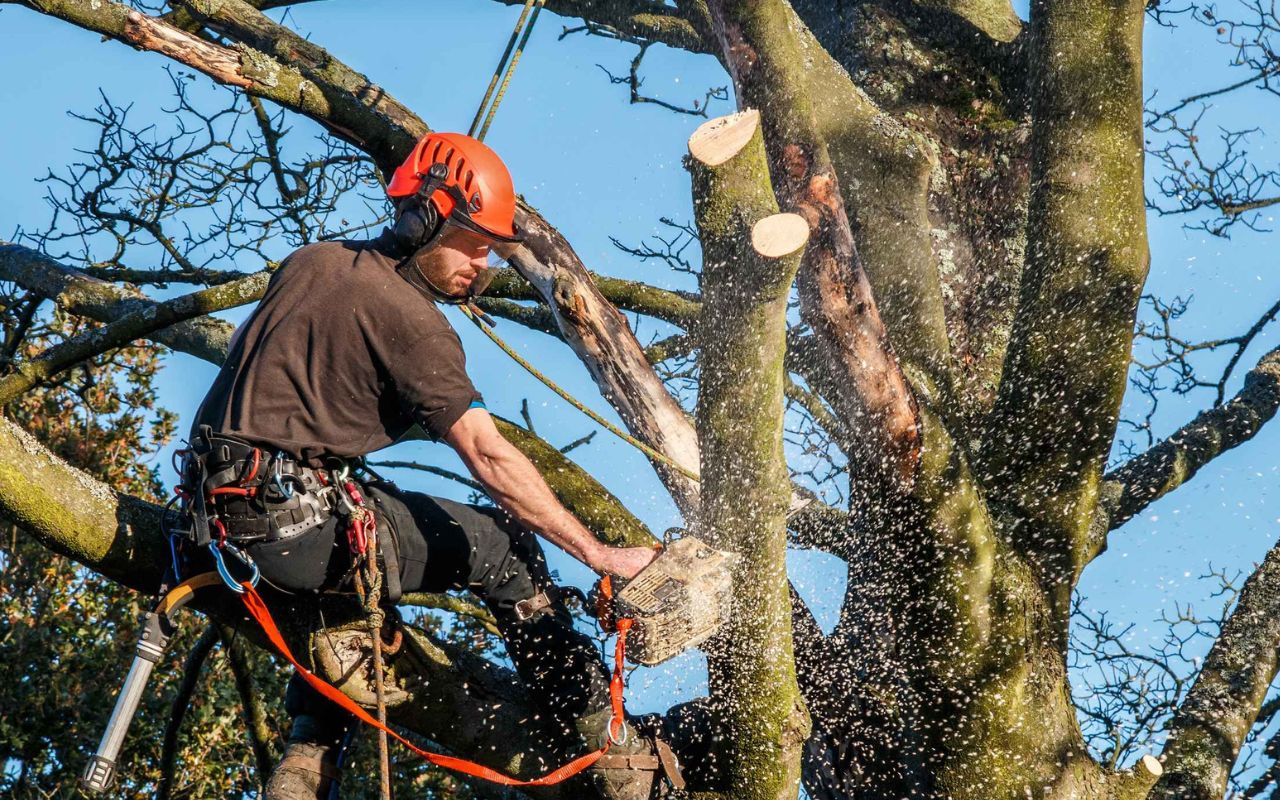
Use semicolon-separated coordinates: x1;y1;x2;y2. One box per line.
391;163;450;253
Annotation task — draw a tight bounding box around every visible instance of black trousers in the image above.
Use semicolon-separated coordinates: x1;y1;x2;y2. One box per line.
275;479;612;746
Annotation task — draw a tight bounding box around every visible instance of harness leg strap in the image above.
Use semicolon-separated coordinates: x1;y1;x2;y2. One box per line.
376;522;402;604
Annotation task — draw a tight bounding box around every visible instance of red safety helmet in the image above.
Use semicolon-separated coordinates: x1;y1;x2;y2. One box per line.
387;132;520;243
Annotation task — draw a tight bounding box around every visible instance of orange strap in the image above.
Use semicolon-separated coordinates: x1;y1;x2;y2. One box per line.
240;582;633;786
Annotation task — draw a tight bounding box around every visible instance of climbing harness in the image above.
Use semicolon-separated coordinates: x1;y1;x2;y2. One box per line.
86;423;647;792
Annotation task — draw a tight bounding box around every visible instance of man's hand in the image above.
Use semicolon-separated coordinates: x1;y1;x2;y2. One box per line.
589;545;660;580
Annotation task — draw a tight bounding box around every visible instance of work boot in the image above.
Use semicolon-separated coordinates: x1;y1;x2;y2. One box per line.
264;703;351;800
263;740;342;800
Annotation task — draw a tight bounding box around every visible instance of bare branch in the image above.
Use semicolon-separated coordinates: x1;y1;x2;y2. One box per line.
158;623;222;800
218;624;278;791
1094;344;1280;550
400;593;501;637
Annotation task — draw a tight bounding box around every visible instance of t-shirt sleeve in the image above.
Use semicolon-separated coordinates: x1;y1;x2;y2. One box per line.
386;330;485;440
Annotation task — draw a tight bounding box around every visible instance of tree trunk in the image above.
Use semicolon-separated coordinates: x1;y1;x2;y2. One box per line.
691;110;811;800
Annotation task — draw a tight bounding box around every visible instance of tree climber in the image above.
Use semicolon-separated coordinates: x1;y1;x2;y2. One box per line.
188;132;686;799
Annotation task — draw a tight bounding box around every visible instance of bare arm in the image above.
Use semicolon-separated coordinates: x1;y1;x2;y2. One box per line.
444;407;658;579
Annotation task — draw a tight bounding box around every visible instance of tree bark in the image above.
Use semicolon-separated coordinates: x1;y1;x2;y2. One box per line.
1092;344;1280;553
690;109;811;800
705;0;922;493
1154;538;1280;800
979;0;1149;592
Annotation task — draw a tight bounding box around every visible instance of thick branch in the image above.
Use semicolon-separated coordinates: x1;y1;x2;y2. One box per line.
485;266;701;328
0;242;244;364
490;0;711;53
0;271;270;404
506;213;703;516
909;0;1022;42
1094;345;1280;551
1153;537;1280;800
706;0;922;493
170;0;425;172
792;4;956;403
979;0;1149;580
691;109;810;800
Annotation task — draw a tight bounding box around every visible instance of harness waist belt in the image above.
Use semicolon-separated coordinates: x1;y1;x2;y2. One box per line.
185;430;335;544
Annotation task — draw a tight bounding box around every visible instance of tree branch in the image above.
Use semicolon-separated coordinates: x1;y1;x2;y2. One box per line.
1153;538;1280;800
690;110;811;799
158;622;222;800
0;270;270;405
1090;345;1280;557
218;624;278;789
0;242;244;364
907;0;1023;42
400;592;502;637
489;0;712;53
978;0;1149;583
706;0;923;495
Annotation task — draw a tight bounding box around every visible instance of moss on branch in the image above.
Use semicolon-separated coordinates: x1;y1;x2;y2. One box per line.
0;242;243;364
1153;538;1280;799
489;0;712;53
0;271;270;405
690;109;810;800
1093;345;1280;552
708;0;922;494
978;0;1149;588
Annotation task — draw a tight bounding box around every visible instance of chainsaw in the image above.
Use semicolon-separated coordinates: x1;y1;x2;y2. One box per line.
593;533;737;666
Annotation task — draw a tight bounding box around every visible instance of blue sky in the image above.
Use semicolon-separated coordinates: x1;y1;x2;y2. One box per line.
1;0;1277;738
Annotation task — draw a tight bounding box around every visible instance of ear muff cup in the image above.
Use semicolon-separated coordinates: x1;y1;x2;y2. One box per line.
391;198;440;254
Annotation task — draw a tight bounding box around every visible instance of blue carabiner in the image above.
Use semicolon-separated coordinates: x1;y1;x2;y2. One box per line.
272;452;295;499
208;541;260;593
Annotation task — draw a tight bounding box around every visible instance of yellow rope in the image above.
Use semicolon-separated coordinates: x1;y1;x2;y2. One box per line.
469;0;547;143
460;304;701;482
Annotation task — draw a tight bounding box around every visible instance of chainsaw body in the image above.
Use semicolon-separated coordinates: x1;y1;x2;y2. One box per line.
601;535;737;666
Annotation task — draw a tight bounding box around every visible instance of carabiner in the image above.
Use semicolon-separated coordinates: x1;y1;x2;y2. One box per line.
208;541;260;594
607;714;630;746
272;452;295;499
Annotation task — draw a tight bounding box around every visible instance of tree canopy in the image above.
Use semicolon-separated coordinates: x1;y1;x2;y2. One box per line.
1;1;1279;799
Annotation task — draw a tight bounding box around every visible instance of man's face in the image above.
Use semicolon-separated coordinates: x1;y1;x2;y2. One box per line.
413;224;494;298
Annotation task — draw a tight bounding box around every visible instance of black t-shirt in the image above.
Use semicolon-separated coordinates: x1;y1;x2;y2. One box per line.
194;231;483;466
